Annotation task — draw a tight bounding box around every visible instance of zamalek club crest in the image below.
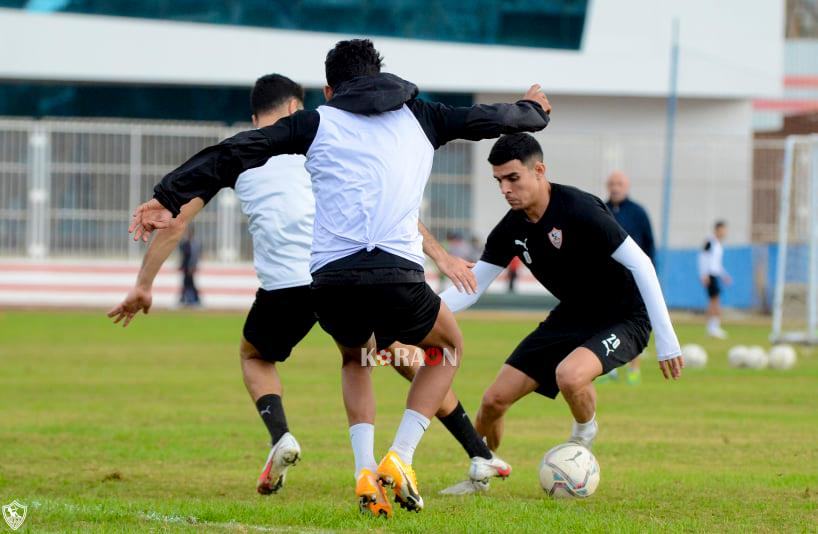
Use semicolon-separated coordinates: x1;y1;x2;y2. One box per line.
2;500;27;531
548;227;563;249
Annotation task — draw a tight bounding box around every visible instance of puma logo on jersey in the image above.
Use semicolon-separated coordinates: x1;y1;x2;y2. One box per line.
602;333;620;356
514;238;532;265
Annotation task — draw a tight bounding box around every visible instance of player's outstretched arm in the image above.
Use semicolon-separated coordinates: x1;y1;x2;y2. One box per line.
611;237;684;380
110;198;204;326
131;111;319;241
439;261;504;313
419;222;476;294
408;85;550;149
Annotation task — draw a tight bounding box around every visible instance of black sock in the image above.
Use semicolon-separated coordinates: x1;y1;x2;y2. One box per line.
255;394;289;445
438;402;492;459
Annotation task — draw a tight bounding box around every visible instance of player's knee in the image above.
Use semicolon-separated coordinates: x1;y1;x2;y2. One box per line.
239;338;261;362
481;389;510;416
555;362;586;393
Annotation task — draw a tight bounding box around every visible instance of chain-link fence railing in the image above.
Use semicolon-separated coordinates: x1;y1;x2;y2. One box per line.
0;117;474;261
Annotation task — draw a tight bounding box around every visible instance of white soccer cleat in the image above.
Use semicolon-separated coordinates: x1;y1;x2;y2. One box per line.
440;453;511;495
468;453;512;483
257;432;301;495
568;419;598;450
439;479;490;495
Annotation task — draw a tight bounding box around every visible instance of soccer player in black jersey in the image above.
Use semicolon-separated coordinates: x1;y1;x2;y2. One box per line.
441;133;683;453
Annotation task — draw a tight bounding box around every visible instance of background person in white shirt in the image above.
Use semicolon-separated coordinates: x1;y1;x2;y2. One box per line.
698;220;732;339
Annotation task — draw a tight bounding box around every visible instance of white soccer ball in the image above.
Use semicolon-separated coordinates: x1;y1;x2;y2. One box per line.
681;344;708;368
539;443;600;498
728;345;749;368
745;345;769;369
768;345;797;370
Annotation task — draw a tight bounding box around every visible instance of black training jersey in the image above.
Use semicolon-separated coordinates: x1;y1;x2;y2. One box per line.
481;183;646;322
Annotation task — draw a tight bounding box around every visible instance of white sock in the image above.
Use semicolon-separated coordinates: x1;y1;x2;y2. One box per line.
349;423;377;478
571;413;597;440
389;409;430;465
707;317;720;331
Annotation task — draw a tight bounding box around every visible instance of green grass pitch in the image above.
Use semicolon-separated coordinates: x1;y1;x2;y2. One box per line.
1;309;817;532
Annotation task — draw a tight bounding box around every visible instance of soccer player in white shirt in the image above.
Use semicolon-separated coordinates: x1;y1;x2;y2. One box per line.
698;220;732;339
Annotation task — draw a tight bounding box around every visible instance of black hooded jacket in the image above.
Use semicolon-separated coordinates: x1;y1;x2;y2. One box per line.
152;73;549;216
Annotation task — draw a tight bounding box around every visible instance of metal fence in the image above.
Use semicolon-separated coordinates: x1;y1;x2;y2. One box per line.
0;118;473;261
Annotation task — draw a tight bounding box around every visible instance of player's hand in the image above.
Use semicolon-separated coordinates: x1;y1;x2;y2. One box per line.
523;84;551;114
107;286;153;327
129;199;172;242
659;355;684;380
700;276;710;287
437;254;477;294
724;274;733;286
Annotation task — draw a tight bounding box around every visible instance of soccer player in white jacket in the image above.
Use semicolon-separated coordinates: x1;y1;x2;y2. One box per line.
125;39;550;514
109;74;510;514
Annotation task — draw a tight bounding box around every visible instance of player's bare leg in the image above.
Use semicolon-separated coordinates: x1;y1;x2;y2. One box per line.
555;348;603;449
707;295;727;338
240;338;301;495
475;364;539;451
388;343;458;417
627;355;642;385
409;303;463;417
387;343;511;495
336;336;392;517
378;303;462;512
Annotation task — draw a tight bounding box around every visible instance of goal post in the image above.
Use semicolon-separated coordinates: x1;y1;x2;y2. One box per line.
771;134;818;344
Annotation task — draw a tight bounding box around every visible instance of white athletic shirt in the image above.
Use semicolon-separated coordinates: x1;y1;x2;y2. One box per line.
305;104;434;272
698;236;727;278
234;155;314;291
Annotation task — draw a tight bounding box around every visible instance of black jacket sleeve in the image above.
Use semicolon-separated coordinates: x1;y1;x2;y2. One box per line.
153;110;320;216
407;99;549;149
640;207;656;265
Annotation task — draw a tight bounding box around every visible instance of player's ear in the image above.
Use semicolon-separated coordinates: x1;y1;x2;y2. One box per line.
535;161;546;179
251;114;258;128
323;86;333;101
287;97;300;115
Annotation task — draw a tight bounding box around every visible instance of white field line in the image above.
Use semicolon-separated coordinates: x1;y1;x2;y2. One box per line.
28;500;340;533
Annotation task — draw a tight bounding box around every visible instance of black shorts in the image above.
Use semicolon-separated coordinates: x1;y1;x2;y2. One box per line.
706;275;721;298
242;285;317;362
311;280;441;348
506;311;651;398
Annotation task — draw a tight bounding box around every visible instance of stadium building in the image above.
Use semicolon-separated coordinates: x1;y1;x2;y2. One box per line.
0;0;783;308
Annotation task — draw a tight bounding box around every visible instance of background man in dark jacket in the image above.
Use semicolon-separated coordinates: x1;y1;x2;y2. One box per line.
604;170;656;384
606;171;655;264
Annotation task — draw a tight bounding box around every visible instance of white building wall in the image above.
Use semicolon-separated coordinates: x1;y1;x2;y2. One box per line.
0;0;782;98
471;95;753;248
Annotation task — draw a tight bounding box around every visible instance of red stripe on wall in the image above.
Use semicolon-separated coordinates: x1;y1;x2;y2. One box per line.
0;283;256;296
784;75;818;88
752;99;818;112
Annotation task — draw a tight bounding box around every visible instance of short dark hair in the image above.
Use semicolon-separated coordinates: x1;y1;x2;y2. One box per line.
488;133;543;167
715;220;727;230
250;74;304;116
325;39;383;89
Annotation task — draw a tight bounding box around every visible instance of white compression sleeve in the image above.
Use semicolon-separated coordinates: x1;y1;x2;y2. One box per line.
611;237;682;360
440;260;505;313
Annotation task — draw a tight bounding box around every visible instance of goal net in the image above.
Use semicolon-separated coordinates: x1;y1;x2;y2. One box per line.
771;135;818;343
